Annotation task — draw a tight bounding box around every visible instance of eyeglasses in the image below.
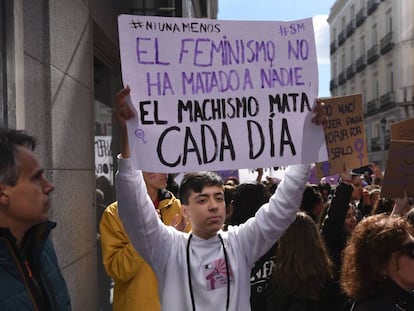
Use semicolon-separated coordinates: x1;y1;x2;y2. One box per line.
400;242;414;259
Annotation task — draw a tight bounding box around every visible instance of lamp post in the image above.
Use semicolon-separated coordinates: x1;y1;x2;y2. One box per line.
380;117;387;151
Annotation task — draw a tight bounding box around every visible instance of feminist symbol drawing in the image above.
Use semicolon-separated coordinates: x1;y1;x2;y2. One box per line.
354;139;364;166
135;128;147;143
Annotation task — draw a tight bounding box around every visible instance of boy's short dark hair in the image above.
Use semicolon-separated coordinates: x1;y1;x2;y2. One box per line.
0;128;36;186
179;171;223;205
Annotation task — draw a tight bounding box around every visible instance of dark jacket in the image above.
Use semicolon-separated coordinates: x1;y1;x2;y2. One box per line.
250;243;276;311
353;279;414;311
320;182;354;311
0;221;71;310
267;279;333;311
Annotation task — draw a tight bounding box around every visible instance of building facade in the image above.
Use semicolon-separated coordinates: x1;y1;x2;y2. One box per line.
328;0;414;168
0;0;217;309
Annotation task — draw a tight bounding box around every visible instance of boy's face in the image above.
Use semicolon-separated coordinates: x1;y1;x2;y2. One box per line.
182;185;226;239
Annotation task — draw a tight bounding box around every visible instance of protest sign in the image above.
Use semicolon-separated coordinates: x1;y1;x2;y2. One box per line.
390;117;414;140
381;140;414;198
95;136;113;184
381;118;414;198
315;94;368;178
118;15;327;172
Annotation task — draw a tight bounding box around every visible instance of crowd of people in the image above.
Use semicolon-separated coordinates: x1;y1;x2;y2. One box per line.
1;86;413;311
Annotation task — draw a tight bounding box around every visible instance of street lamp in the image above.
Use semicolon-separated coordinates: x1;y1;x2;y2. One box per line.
380;117;387;151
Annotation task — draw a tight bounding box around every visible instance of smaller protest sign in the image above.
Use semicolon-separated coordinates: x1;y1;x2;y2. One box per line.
315;94;368;178
381;140;414;198
391;118;414;141
95;136;113;185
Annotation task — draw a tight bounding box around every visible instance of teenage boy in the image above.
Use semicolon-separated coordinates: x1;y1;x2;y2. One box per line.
114;87;327;311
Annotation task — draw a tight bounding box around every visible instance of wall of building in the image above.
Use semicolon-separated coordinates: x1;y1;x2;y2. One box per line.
328;0;414;168
18;0;97;309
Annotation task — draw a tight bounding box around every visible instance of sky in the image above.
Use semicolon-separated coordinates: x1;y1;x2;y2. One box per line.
218;0;337;97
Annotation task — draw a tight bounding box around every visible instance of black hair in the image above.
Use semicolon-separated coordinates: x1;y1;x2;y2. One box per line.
0;128;36;186
179;171;223;205
228;182;268;225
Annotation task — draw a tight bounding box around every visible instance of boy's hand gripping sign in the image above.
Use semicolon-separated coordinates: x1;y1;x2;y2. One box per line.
118;15;328;172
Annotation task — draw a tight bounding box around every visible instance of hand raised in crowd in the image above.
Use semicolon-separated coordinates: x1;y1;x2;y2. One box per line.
114;86;135;158
391;191;411;217
339;164;352;184
311;99;329;127
114;86;135;127
170;213;188;232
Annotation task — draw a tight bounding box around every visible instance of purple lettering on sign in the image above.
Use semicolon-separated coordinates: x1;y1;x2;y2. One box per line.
288;39;309;60
136;37;170;65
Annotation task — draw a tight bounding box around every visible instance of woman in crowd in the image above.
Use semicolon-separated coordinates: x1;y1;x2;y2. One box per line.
320;170;358;310
268;212;334;311
227;182;273;311
300;185;324;224
371;197;395;215
341;210;414;310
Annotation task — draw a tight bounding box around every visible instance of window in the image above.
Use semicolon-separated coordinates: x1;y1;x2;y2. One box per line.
350;45;355;65
389;70;394;92
0;1;15;127
385;9;392;33
372;23;377;45
0;1;6;125
360;35;365;55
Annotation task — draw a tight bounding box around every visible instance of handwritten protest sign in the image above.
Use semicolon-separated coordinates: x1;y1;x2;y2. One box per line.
381;140;414;198
95;136;113;184
118;15;327;172
391;118;414;140
381;118;414;198
315;94;368;178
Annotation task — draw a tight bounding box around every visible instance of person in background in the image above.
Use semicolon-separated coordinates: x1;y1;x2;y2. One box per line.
0;128;71;310
223;184;236;229
318;182;332;204
300;185;324;224
166;174;179;197
371;197;395;215
341;208;414;310
320;168;358;311
224;176;239;187
268;212;334;311
227;182;273;311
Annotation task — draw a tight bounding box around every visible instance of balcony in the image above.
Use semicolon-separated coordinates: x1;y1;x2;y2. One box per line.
346;64;355;79
365;99;378;117
346;19;355;37
330;40;337;55
367;0;379;16
338;30;346;46
338;72;347;85
330;78;338;91
356;55;367;72
356;8;366;27
370;137;381;152
367;44;379;64
380;32;394;54
380;91;396;110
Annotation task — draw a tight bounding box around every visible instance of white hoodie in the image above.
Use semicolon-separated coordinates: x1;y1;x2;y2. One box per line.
116;157;311;311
